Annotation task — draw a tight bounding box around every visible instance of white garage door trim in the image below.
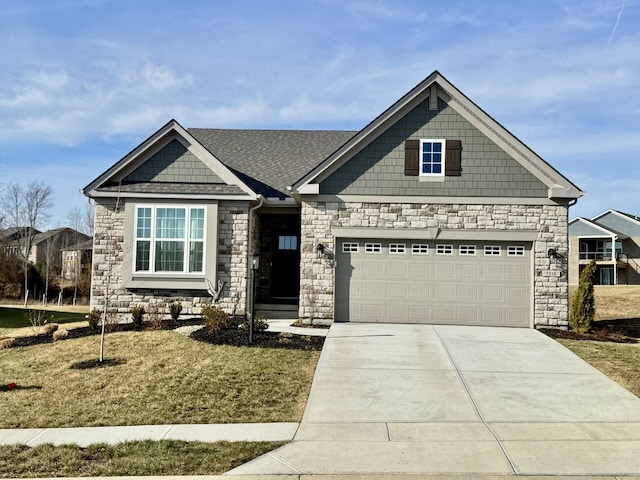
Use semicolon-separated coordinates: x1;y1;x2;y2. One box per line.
334;237;534;327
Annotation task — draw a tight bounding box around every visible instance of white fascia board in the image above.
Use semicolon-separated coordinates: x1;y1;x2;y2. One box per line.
569;217;619;237
593;209;640;228
297;184;319;194
87;191;255;201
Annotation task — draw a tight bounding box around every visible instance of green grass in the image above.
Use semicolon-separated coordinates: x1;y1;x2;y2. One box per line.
0;440;283;477
0;330;320;428
0;307;87;328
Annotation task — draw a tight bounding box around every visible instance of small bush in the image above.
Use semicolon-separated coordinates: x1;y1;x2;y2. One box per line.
569;259;596;333
147;303;164;330
53;329;69;342
168;301;183;321
131;305;145;327
24;309;54;336
202;305;230;332
87;309;102;330
42;323;59;336
238;314;269;333
0;337;15;349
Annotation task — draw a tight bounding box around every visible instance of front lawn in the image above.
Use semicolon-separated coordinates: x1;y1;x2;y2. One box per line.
0;329;321;428
0;440;283;478
0;307;88;338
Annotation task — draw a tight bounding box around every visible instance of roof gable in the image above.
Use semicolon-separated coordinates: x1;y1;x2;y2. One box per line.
569;217;618;237
591;210;640;237
292;71;582;200
82;120;256;200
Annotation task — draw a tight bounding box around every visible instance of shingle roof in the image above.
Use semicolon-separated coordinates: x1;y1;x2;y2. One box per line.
189;129;357;198
98;182;245;196
614;210;640;222
61;239;94;251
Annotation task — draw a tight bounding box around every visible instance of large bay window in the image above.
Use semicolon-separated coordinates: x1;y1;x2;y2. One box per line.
134;206;206;274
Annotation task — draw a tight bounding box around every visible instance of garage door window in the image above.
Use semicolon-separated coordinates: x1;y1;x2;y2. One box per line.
412;244;429;254
459;245;476;255
342;242;359;253
365;243;382;253
484;245;501;256
508;246;525;256
389;243;406;254
436;244;453;255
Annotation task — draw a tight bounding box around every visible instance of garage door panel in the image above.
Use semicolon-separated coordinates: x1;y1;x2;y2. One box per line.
335;238;531;327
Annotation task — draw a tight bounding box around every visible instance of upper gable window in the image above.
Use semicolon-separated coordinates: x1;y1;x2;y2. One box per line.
420;139;445;176
134;205;206;274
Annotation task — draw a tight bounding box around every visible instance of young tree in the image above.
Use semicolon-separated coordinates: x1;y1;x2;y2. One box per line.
66;203;94;304
569;259;596;333
1;181;53;306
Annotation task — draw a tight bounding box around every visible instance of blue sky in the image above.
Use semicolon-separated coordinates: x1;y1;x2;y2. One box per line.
1;0;638;227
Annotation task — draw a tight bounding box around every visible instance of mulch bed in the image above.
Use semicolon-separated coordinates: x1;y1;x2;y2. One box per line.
541;318;640;344
190;327;325;351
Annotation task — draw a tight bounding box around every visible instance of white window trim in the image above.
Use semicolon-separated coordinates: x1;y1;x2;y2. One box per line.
436;244;453;255
459;245;477;256
412;244;429;255
133;204;207;275
484;245;502;256
507;246;525;256
342;242;359;253
419;139;446;177
364;242;382;254
389;243;407;254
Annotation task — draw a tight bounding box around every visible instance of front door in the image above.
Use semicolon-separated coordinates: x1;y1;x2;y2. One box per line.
270;232;300;300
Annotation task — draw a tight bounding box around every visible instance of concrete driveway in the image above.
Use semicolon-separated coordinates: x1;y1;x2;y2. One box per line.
228;323;640;476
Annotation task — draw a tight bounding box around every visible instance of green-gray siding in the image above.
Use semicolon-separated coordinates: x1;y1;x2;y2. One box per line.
569;220;613;237
319;98;548;197
594;212;640;237
124;139;225;184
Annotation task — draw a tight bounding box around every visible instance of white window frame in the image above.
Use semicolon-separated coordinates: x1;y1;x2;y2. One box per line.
459;245;477;256
436;244;453;255
484;245;502;256
420;139;446;177
364;242;382;254
342;242;359;253
133;205;207;275
507;245;525;257
389;243;406;254
412;244;429;255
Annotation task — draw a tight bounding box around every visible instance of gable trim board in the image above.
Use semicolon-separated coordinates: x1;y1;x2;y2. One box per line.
84;70;581;329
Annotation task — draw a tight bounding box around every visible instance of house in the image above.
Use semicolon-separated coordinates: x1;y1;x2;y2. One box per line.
60;238;93;286
82;71;582;328
569;210;640;285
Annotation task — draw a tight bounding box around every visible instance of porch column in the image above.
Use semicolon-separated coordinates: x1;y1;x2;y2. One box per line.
612;235;617;285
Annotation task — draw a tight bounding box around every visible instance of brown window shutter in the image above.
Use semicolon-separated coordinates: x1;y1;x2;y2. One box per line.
445;139;462;176
404;139;419;176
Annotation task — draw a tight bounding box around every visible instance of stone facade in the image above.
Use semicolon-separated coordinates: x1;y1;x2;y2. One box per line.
299;201;569;327
90;200;249;321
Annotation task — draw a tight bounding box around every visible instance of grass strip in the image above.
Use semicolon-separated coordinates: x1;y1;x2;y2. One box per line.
0;440;283;477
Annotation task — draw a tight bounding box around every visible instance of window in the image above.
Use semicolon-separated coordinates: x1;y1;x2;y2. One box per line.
342;242;359;253
484;245;501;256
389;243;406;254
278;236;297;250
134;206;205;274
459;245;476;256
436;244;453;255
365;243;382;253
507;246;525;256
420;139;445;176
412;244;429;254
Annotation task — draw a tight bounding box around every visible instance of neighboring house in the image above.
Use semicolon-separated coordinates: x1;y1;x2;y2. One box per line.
4;227;90;268
60;239;93;286
569;210;640;285
82;71;582;328
0;227;41;256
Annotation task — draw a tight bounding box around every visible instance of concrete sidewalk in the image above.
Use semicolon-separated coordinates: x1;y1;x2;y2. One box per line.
229;323;640;477
0;423;299;447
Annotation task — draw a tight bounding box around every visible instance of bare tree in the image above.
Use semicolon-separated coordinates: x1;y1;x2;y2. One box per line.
66;203;94;237
1;181;53;306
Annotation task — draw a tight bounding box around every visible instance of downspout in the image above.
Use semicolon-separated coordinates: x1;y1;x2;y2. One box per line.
247;195;264;316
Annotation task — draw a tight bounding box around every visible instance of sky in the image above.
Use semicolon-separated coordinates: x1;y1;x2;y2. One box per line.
0;0;638;228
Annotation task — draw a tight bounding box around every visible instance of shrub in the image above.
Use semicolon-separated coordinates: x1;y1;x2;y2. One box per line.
147;303;164;330
569;259;596;333
0;337;15;349
24;309;54;335
202;305;230;332
42;323;59;336
87;309;102;330
130;305;145;328
53;329;69;342
238;314;269;333
168;301;183;322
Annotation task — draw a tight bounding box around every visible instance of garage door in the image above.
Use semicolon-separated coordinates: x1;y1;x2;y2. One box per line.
335;239;531;327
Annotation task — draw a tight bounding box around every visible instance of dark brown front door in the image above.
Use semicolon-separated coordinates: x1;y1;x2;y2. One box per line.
270;233;300;299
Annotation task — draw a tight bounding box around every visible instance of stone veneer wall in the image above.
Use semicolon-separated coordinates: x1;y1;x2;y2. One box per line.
91;200;249;321
299;201;569;327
